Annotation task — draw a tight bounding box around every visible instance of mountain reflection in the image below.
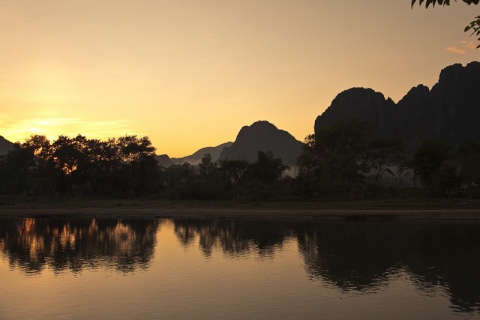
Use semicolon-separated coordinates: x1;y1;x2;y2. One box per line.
0;218;159;273
171;219;480;313
1;217;479;313
296;222;480;313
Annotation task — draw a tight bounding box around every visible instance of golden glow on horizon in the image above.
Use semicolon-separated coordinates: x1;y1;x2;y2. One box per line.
3;117;135;144
1;1;478;157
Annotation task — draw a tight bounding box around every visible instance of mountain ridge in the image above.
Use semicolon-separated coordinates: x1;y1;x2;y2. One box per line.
314;61;480;154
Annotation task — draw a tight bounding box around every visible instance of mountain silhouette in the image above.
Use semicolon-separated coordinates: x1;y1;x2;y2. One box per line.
156;142;233;167
171;142;233;165
155;154;175;167
219;121;303;166
314;61;480;154
0;136;14;155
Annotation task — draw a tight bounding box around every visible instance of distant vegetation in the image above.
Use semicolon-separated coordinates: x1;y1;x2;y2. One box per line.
1;120;480;202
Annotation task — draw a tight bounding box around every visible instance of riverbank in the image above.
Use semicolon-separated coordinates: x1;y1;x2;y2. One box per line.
1;198;480;220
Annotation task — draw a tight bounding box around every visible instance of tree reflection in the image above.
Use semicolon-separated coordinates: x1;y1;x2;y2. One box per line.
0;218;159;273
405;223;480;314
295;221;480;313
296;222;405;291
171;218;480;313
172;219;293;258
1;217;479;314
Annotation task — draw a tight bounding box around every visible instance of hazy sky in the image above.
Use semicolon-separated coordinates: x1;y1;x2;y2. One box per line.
1;1;478;157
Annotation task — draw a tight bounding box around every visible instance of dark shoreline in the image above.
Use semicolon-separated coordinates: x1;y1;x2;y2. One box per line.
2;199;480;221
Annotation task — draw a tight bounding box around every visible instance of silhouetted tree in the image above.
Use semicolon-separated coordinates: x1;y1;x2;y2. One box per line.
82;138;119;195
456;142;480;194
410;140;451;192
199;153;217;178
18;135;57;195
23;135;52;160
298;120;372;199
114;135;159;195
218;159;249;199
160;162;203;199
366;137;406;182
250;151;289;183
432;159;460;195
0;134;161;197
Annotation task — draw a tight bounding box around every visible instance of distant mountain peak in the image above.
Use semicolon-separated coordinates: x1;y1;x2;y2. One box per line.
158;142;233;166
219;120;303;166
236;120;279;136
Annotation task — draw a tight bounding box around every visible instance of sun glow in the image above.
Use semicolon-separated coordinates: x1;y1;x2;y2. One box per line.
3;117;135;144
0;1;477;157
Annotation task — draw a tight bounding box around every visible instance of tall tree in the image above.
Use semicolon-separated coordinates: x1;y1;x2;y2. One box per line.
199;153;217;178
218;159;249;198
366;138;406;182
21;135;56;195
456;142;480;194
298;120;372;198
114;135;158;195
250;151;289;183
410;140;451;191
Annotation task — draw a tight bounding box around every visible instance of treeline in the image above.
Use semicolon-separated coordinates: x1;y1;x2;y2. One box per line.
298;120;480;199
1;120;480;201
0;134;158;197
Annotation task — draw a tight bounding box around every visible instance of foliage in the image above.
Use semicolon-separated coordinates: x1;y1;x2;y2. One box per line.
410;140;451;192
411;0;480;48
218;159;249;199
298;120;372;199
3;129;480;202
456;142;480;194
0;134;159;197
366;137;406;182
249;151;289;183
465;15;480;48
431;159;461;195
199;153;217;178
412;0;479;7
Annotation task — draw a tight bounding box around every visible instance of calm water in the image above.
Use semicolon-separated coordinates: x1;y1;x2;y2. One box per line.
1;217;480;320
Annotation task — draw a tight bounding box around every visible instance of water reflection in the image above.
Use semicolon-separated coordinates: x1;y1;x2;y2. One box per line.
1;217;480;314
297;223;403;291
172;219;293;257
170;219;480;313
0;218;159;273
296;222;480;314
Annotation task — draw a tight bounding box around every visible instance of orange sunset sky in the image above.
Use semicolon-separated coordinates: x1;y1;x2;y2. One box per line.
1;1;478;157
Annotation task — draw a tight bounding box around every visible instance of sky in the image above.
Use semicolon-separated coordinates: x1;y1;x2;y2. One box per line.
1;0;478;157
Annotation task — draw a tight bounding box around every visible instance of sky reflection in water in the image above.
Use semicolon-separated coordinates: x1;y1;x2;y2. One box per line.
1;217;479;319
